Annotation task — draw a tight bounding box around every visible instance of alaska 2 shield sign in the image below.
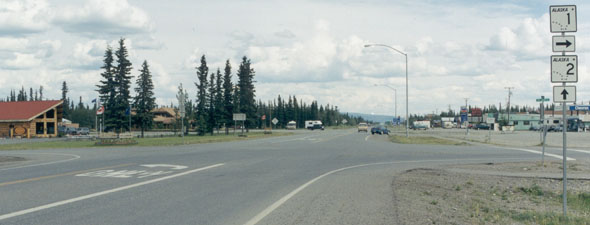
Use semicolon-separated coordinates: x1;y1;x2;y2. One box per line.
551;55;577;83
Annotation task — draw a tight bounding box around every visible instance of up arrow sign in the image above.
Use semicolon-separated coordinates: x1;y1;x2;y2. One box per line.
561;89;569;100
553;86;576;103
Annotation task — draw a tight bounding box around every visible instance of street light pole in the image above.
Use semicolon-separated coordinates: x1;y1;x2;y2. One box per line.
365;44;409;138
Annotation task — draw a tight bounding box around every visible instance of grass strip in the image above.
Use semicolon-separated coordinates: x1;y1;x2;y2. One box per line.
389;135;469;145
0;132;293;150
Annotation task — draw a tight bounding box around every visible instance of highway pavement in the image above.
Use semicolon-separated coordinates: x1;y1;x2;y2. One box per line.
0;129;585;225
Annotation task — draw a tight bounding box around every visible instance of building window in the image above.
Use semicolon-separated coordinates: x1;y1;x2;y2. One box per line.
36;123;44;134
524;121;530;125
46;109;55;118
47;122;55;134
514;121;519;125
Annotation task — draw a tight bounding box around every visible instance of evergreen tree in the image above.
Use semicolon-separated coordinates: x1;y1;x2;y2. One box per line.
62;81;69;118
222;59;233;134
96;45;117;132
113;38;133;133
194;55;209;135
236;56;256;130
134;60;156;138
39;85;43;100
214;68;224;132
207;72;216;134
29;88;33;101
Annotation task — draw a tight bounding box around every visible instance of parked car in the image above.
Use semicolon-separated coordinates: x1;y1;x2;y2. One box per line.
65;127;78;135
357;123;368;132
475;123;490;130
371;125;389;135
310;124;324;130
548;125;563;132
77;127;90;135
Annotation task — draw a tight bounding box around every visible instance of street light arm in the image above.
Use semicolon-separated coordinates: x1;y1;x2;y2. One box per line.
373;84;396;91
364;44;407;56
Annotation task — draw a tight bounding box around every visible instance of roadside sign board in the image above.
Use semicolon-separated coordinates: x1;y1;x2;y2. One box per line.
553;86;576;103
272;118;278;125
233;113;246;121
486;117;495;124
569;105;590;111
552;36;575;52
551;55;577;83
550;5;577;33
342;119;347;124
536;98;550;102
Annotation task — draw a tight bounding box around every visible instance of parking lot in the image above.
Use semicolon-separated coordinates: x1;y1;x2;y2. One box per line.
391;127;590;148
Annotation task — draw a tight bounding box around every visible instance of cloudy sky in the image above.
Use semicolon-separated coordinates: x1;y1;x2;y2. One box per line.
1;0;589;116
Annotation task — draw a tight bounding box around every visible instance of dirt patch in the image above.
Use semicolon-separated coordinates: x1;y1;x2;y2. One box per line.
393;161;590;224
0;156;26;163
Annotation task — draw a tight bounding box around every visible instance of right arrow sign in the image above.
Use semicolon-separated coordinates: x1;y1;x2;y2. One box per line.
552;36;575;52
553;86;576;103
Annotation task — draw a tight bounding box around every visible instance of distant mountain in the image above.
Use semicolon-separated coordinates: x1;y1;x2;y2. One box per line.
345;112;401;124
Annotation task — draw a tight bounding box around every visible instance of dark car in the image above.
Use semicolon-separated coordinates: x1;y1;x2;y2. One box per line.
310;124;324;130
371;125;389;135
475;123;490;130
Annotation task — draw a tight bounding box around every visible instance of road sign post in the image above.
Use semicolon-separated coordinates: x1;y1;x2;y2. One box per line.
537;96;550;166
550;5;577;218
233;113;246;136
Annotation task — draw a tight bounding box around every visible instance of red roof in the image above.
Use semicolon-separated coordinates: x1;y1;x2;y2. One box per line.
0;100;63;121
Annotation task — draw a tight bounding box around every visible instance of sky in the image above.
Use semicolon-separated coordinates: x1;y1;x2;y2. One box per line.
1;0;589;116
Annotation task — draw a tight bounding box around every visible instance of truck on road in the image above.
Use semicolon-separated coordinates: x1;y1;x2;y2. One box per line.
305;120;324;130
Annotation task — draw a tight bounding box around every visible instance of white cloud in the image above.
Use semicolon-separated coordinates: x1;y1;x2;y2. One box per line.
3;52;42;69
0;0;51;36
53;0;154;37
486;14;550;58
71;40;108;69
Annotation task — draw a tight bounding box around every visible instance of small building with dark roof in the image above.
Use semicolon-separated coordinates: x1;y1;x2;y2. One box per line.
0;100;63;138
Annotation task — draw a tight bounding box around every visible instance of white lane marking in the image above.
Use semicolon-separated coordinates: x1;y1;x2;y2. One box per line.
243;157;528;225
76;169;174;178
141;164;187;170
495;147;575;161
564;148;590;155
0;153;81;171
0;163;224;221
365;135;370;141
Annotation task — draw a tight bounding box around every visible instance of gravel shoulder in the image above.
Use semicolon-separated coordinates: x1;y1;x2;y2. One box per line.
393;160;590;225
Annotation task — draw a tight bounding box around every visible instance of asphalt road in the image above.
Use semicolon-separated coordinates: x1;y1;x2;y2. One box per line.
0;129;586;225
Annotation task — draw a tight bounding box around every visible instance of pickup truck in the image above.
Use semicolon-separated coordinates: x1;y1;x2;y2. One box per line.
357;123;368;132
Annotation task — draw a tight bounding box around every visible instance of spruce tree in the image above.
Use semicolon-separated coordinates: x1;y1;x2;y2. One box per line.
62;81;69;118
214;68;224;132
222;60;233;134
236;56;256;130
113;38;133;133
207;72;216;134
194;55;209;135
134;60;156;138
96;45;117;132
29;88;33;101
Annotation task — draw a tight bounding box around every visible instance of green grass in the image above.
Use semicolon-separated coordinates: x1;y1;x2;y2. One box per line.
511;211;589;225
0;132;293;150
389;135;469;145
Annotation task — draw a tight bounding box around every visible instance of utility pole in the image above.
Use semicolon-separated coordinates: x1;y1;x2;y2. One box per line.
464;98;469;135
505;87;514;128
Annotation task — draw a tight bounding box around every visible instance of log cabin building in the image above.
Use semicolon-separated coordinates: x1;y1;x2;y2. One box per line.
0;100;63;138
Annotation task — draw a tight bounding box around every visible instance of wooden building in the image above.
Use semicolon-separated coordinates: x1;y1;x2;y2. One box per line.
0;100;63;138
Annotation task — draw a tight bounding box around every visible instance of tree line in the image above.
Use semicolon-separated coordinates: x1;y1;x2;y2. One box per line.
3;37;365;136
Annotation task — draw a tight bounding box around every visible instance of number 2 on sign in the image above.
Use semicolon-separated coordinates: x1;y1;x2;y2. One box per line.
567;63;574;75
